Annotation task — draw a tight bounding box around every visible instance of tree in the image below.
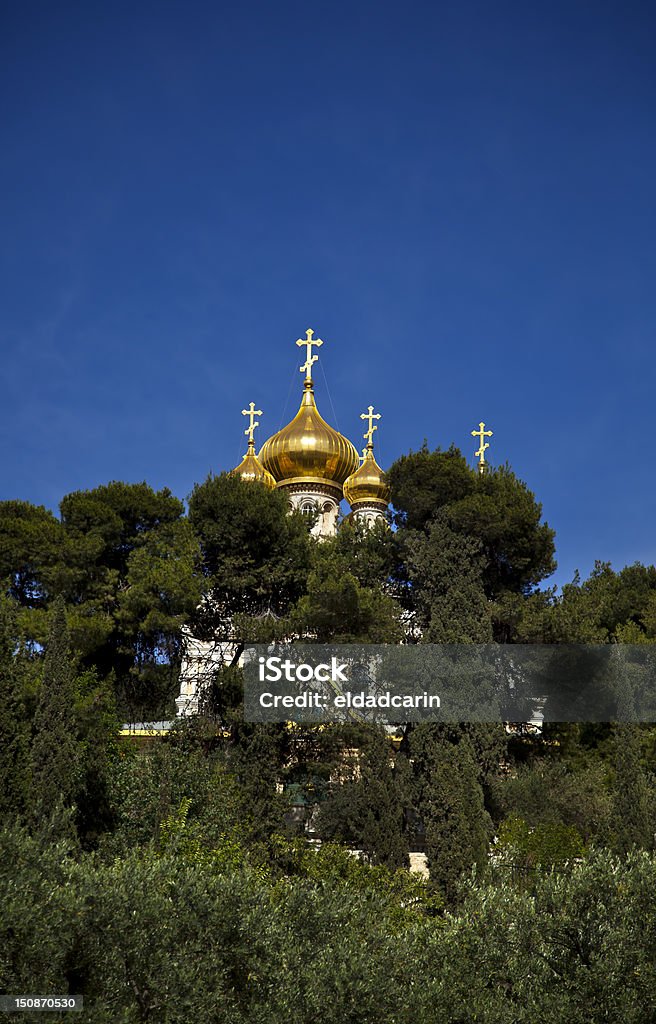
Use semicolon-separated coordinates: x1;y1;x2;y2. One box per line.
491;759;612;845
324;516;399;590
402;518;492;641
0;484;202;719
388;445;556;600
611;676;655;853
29;597;80;833
551;561;656;643
443;464;556;597
0;500;65;606
387;443;476;533
290;552;403;643
417;850;656;1023
316;729;411;869
0;485;202;720
0;596;32;818
60;481;184;573
188;473;311;626
495;815;586;871
411;726;491;899
74;669;121;849
0;822;79;1000
227;723;291;855
114;517;202;719
60;482;198;673
284;522;404;642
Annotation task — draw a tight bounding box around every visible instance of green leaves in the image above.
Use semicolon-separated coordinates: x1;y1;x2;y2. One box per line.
0;484;204;720
316;730;411;869
387;446;556;628
288;529;403;643
402;519;493;642
411;727;492;901
116;518;202;657
30;597;80;829
188;472;311;622
290;565;403;643
387;442;476;532
6;813;656;1023
0;500;65;608
554;561;656;643
496;814;586;868
0;595;32;818
444;464;556;597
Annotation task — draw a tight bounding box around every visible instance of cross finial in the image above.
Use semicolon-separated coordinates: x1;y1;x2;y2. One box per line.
360;405;381;448
242;402;263;452
471;421;493;473
296;328;323;383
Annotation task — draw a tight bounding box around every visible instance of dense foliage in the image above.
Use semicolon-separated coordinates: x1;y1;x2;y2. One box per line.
1;450;656;1020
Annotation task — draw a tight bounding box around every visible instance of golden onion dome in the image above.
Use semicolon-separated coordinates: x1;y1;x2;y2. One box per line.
343;446;390;508
231;442;276;489
258;381;359;489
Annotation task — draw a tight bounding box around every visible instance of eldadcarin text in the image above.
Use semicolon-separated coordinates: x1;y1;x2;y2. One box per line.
259;691;441;710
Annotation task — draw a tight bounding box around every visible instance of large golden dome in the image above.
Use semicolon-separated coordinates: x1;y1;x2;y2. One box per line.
343;446;390;508
259;381;359;489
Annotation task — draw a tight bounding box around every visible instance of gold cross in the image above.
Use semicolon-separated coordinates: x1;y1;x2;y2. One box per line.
296;328;323;381
471;421;493;473
242;402;263;449
360;405;381;447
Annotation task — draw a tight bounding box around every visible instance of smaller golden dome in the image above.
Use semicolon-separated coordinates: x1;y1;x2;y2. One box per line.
232;442;276;489
343;446;390;508
232;402;276;489
231;440;274;487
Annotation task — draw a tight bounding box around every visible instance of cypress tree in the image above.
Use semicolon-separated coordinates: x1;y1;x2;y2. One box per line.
30;597;79;829
412;727;491;899
358;735;411;869
0;596;31;817
230;723;289;852
611;647;654;853
612;724;654;853
317;729;411;869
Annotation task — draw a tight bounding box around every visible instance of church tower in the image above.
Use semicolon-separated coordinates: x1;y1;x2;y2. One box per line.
257;329;359;538
175;328;388;717
231;402;276;488
343;405;390;527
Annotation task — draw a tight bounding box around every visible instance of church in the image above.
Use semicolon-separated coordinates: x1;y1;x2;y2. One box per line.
232;328;390;536
175;327;391;716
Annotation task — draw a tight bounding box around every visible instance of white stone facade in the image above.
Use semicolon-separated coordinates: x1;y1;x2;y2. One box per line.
175;626;242;718
284;481;342;538
349;502;388;528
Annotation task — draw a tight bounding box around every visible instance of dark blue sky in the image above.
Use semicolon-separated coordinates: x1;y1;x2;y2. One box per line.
1;1;654;589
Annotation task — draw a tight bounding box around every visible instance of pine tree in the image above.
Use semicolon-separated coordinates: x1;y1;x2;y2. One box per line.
30;597;79;830
403;519;492;642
